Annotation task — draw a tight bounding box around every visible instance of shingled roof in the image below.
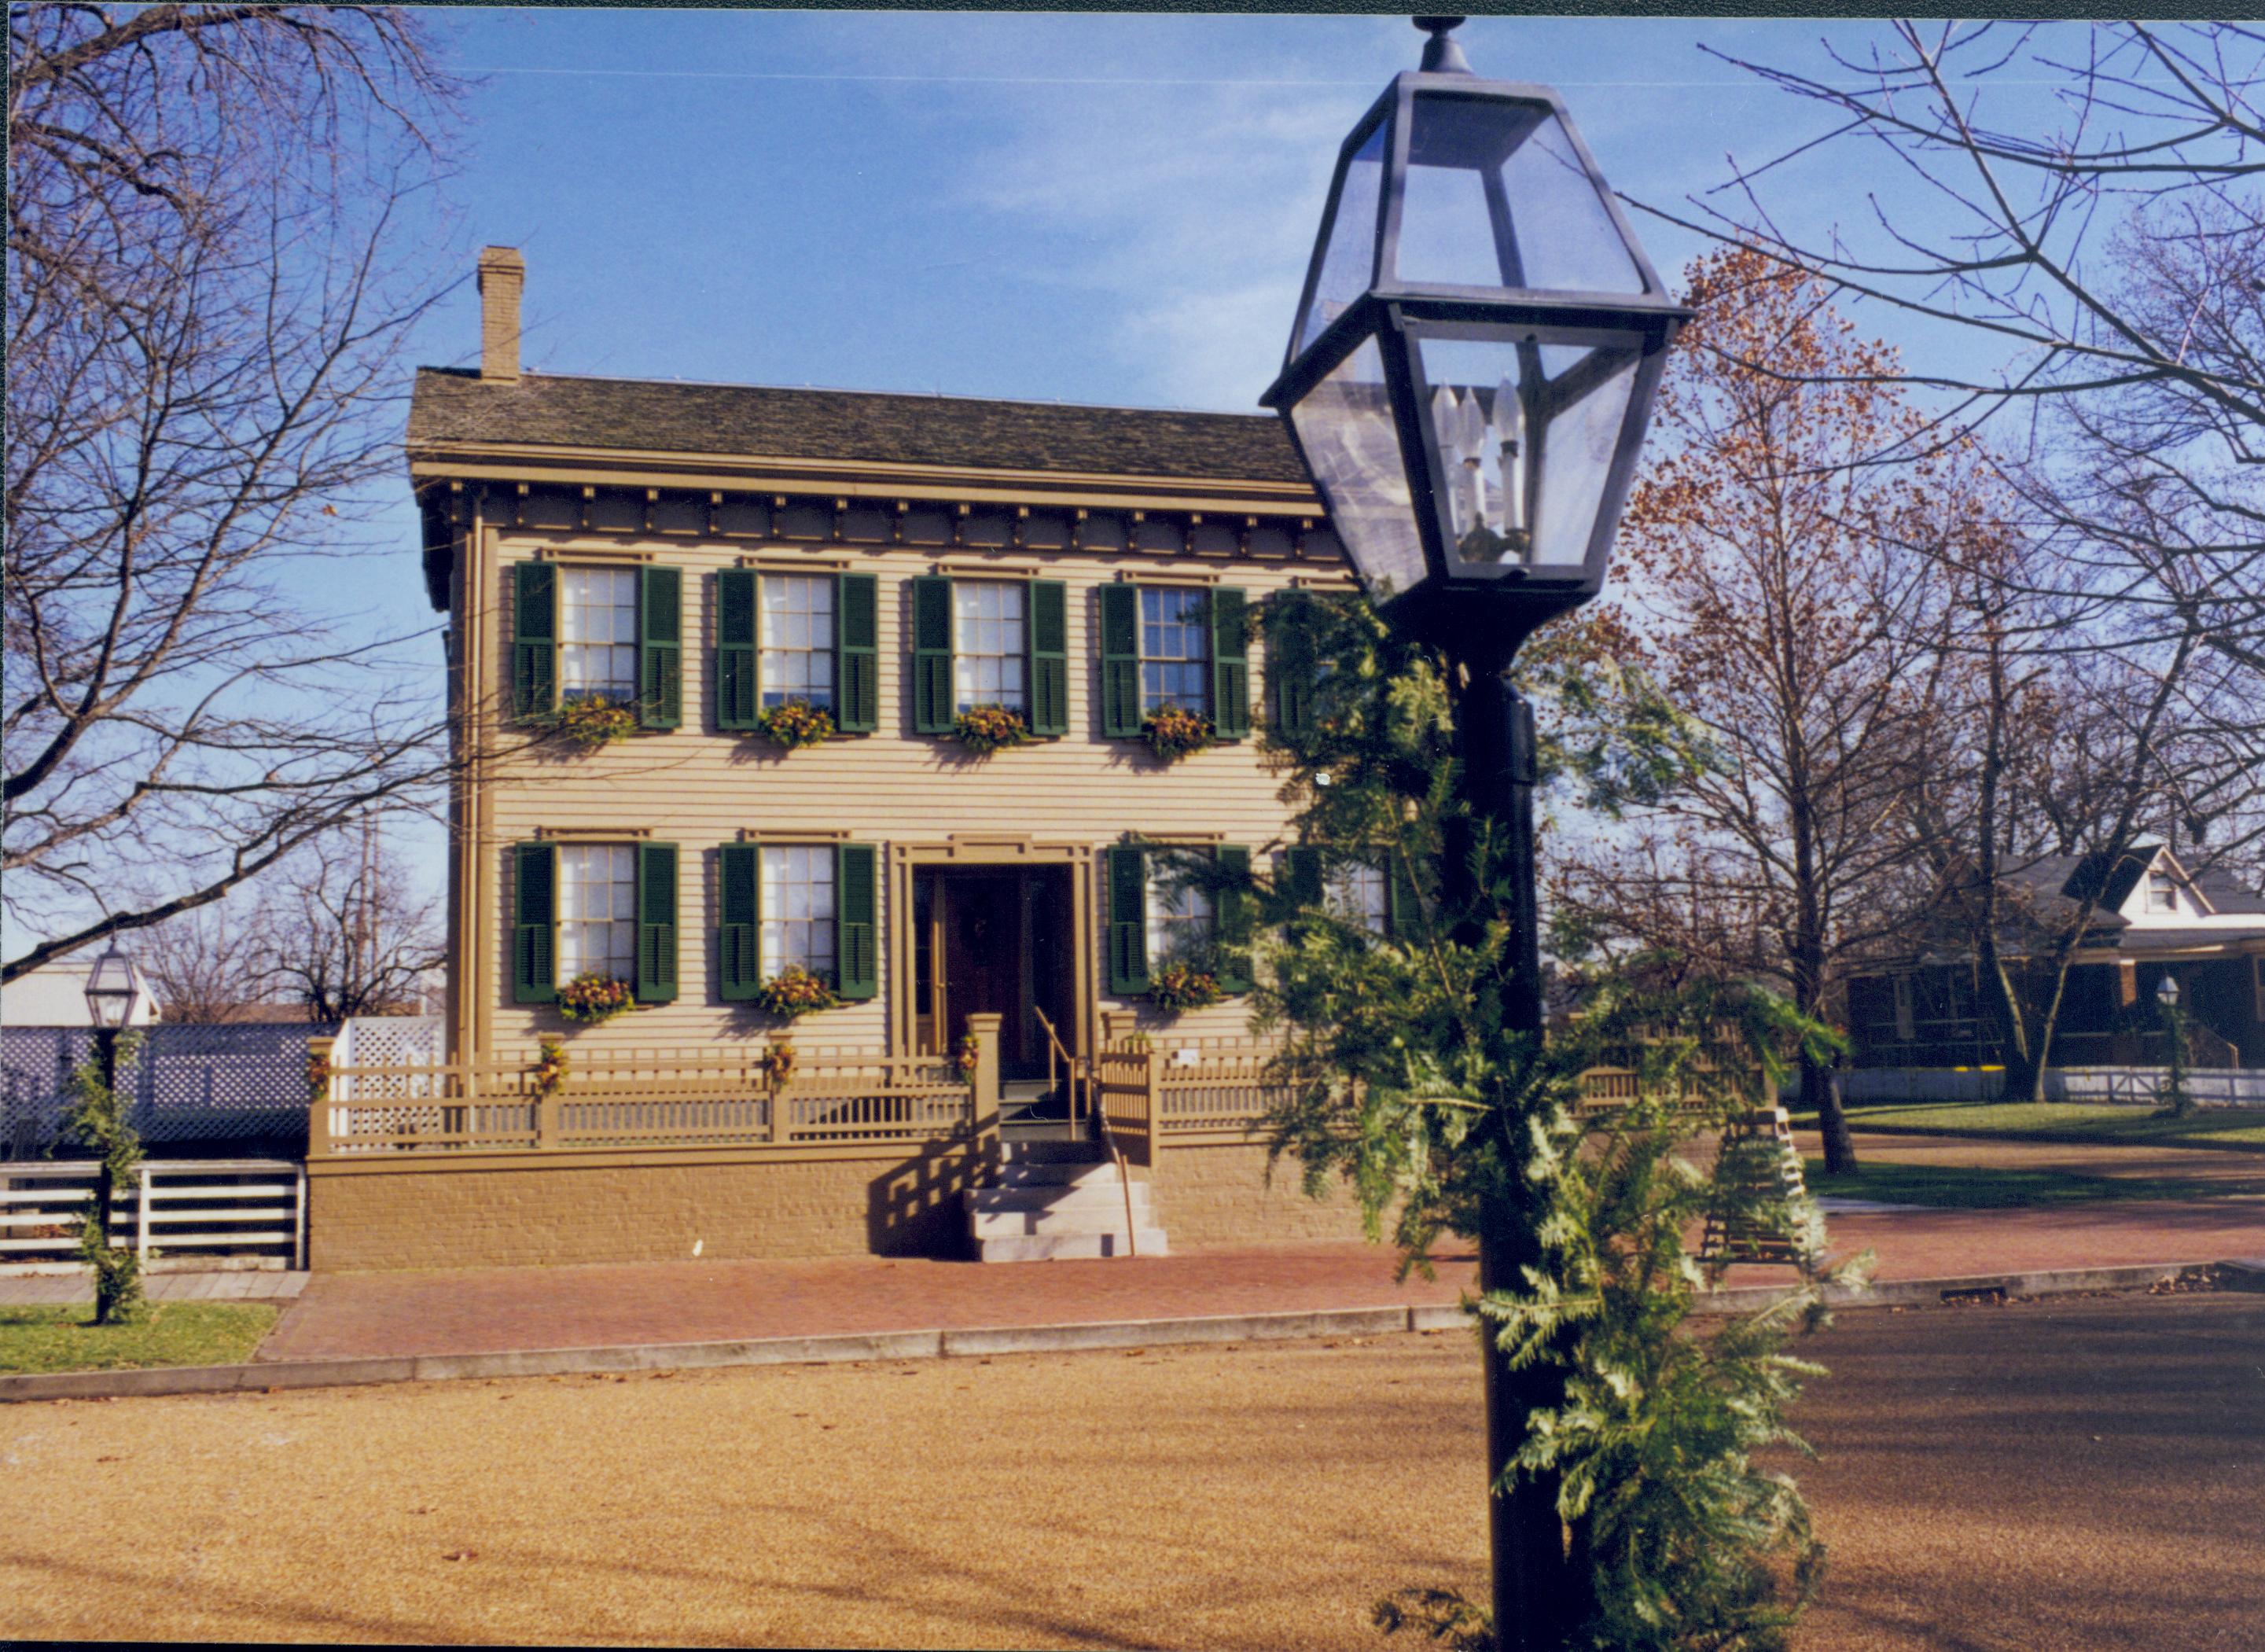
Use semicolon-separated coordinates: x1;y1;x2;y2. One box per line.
407;367;1313;486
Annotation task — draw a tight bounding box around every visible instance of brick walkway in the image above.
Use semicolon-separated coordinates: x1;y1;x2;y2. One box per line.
255;1198;2263;1363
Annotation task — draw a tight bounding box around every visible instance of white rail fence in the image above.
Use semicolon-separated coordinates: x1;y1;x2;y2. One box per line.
1846;1065;2265;1109
0;1158;306;1274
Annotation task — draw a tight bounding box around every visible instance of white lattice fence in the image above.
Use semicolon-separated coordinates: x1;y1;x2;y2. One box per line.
1;1024;338;1155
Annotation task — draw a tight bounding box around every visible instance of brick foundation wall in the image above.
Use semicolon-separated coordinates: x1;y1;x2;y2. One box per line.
310;1146;980;1271
1148;1141;1377;1249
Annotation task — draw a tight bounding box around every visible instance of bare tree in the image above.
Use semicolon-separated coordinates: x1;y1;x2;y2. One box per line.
252;827;442;1020
135;896;270;1023
1557;248;1973;1172
4;5;467;981
1645;22;2264;830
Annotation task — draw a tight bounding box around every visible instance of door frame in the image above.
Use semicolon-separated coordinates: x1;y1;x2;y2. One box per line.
891;837;1093;1062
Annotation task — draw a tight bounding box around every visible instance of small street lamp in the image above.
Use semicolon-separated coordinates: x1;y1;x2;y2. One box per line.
1262;19;1688;1651
2156;973;2192;1117
83;942;140;1038
80;940;140;1274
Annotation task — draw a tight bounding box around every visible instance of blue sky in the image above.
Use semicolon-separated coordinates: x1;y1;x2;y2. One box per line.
310;10;1893;913
20;13;2048;961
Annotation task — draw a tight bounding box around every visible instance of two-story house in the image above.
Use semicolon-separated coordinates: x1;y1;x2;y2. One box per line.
1844;841;2265;1073
309;248;1383;1270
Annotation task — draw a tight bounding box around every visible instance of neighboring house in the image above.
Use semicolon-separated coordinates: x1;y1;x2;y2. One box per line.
318;247;1377;1270
1846;843;2265;1069
0;960;161;1028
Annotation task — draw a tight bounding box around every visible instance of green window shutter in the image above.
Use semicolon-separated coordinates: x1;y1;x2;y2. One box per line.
511;561;557;722
717;843;762;1002
1215;844;1252;994
1098;583;1142;738
715;569;759;731
635;842;679;1003
1028;579;1069;737
1282;846;1324;909
911;575;954;734
638;566;683;730
1268;592;1318;739
1106;844;1150;996
1212;587;1250;738
512;841;557;1004
835;842;879;1000
836;572;879;734
1384;852;1421;941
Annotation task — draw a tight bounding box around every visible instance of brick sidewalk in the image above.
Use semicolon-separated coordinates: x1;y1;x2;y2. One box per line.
256;1195;2264;1363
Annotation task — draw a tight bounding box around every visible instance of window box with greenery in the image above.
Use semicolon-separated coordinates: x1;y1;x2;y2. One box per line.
716;841;880;1009
750;965;840;1020
910;576;1069;740
511;841;680;1011
951;705;1032;754
753;699;835;749
511;561;682;734
1100;583;1248;755
557;972;634;1025
1103;842;1252;1007
715;568;877;739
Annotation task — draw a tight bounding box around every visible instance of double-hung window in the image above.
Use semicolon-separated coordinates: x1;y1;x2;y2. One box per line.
954;583;1027;713
2147;870;2178;913
1098;583;1248;739
1325;861;1388;935
1105;843;1252;997
1140;587;1211;715
759;845;836;980
560;568;639;704
557;844;638;981
1145;858;1215;969
760;575;834;709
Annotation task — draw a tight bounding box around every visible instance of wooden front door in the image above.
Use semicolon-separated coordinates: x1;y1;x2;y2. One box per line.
917;866;1077;1080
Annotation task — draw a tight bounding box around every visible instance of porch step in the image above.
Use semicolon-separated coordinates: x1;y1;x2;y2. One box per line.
976;1230;1171;1263
970;1183;1154;1234
968;1142;1170;1261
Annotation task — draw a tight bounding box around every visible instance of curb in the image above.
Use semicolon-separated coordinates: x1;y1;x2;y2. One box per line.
0;1260;2238;1405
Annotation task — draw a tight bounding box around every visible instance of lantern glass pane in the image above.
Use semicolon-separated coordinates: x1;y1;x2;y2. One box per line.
1396;94;1644;296
1294;124;1387;357
1289;336;1429;600
1500;112;1646;294
1416;334;1639;572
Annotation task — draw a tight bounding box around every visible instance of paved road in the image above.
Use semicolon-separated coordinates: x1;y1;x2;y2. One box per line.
4;1290;2257;1648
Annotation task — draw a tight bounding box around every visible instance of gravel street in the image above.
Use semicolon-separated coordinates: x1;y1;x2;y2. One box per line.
4;1291;2259;1650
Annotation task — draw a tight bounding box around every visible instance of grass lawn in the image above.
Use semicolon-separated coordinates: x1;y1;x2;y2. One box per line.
0;1301;277;1375
1804;1157;2230;1209
1792;1100;2265;1152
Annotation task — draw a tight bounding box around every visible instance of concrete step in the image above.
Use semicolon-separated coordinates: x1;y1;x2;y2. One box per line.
969;1201;1155;1240
969;1181;1152;1216
1001;1139;1108;1165
972;1206;1159;1239
988;1160;1123;1190
977;1229;1171;1263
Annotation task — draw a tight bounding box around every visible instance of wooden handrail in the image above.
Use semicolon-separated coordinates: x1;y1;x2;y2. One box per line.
1033;1006;1137;1259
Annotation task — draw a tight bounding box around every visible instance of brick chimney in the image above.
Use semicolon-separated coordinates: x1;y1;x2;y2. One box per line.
476;246;524;382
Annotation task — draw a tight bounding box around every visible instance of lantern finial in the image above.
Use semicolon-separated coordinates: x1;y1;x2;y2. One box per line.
1414;17;1473;75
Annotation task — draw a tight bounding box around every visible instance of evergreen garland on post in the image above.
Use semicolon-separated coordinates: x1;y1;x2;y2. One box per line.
61;1030;147;1325
1223;591;1866;1651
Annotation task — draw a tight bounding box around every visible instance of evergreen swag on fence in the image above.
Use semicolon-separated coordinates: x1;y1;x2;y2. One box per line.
1193;591;1862;1651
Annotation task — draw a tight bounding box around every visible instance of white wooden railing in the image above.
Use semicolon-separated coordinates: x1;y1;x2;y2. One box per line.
0;1158;306;1273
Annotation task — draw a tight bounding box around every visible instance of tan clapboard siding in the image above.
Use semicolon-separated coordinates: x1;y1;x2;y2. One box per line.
474;532;1338;1059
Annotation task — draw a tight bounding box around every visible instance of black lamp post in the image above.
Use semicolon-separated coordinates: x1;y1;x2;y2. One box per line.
82;941;139;1249
1261;19;1686;1650
2155;974;2190;1117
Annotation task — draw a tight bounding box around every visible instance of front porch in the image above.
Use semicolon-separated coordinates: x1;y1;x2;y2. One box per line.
305;1016;1332;1270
